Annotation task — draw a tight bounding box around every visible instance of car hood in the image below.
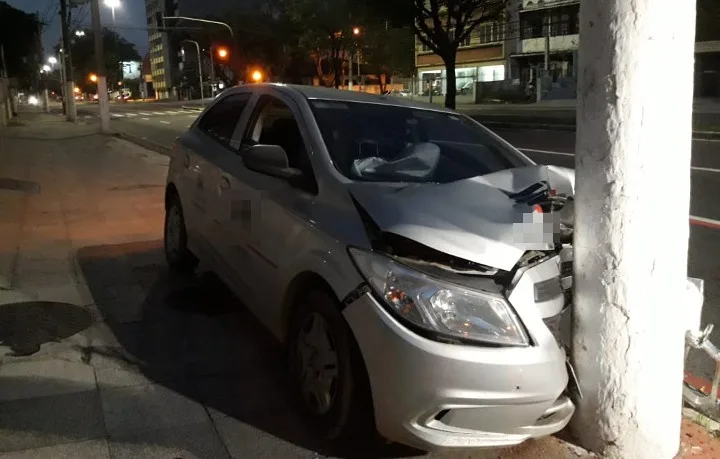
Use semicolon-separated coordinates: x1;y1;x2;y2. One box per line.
346;165;575;272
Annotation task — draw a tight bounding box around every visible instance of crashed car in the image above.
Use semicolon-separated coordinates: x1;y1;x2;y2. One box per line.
163;84;577;451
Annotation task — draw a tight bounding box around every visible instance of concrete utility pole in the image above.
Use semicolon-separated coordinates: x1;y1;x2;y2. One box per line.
91;0;110;133
59;0;77;121
571;1;696;458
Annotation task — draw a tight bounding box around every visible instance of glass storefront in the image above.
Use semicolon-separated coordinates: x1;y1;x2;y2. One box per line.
417;64;505;95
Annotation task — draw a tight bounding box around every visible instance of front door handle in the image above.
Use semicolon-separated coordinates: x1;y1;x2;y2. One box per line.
183;153;190;169
219;176;231;190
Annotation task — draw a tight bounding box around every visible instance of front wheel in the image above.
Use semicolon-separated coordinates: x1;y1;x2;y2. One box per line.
164;195;198;274
287;290;376;447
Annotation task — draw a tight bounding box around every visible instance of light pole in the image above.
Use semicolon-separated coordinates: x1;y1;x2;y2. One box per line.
181;40;204;104
163;16;233;38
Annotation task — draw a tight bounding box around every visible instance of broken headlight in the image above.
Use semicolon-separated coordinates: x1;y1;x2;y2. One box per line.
349;248;529;346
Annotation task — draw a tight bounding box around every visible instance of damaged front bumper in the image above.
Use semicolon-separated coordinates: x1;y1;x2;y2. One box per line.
342;249;575;451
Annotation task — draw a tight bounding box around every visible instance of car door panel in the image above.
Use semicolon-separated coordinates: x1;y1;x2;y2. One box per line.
191;91;258;303
214;91;319;329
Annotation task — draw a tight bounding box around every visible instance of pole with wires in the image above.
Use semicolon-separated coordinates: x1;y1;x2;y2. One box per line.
59;0;76;121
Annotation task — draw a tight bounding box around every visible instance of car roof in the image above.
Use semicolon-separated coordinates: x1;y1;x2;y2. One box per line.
229;83;458;114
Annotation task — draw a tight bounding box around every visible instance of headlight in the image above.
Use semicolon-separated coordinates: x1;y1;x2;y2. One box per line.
28;96;39;106
349;248;529;346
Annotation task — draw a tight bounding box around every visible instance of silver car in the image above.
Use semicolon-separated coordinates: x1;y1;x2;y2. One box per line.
163;83;577;452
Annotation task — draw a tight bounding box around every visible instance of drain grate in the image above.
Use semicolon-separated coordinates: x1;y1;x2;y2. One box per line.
0;177;40;194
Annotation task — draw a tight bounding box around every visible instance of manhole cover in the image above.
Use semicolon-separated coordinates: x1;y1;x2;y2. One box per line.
0;177;40;194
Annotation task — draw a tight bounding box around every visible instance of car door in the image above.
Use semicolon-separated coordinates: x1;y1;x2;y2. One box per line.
188;92;254;272
213;91;319;325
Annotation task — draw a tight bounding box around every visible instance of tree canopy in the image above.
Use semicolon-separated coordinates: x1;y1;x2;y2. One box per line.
60;28;141;93
0;1;42;89
363;0;507;108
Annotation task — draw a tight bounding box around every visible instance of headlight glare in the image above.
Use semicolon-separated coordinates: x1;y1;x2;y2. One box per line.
349;248;528;346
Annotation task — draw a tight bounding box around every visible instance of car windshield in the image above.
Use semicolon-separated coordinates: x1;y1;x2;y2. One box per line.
310;99;531;183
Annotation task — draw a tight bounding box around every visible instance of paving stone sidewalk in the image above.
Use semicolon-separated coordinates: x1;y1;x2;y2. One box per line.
0;109;601;458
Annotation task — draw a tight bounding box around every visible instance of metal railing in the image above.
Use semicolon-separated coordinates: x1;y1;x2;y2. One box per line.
683;278;720;420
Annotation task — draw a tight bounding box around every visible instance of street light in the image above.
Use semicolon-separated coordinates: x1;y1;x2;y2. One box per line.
42;65;51;72
353;27;361;35
251;70;263;83
48;56;57;65
75;30;85;37
217;47;229;59
104;0;120;22
181;40;204;105
89;73;98;82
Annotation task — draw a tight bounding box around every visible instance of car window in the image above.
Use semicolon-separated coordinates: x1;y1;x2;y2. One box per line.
197;93;251;148
309;100;531;183
243;95;312;176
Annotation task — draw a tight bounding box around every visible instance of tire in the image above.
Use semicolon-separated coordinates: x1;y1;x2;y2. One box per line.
164;195;198;274
287;290;376;448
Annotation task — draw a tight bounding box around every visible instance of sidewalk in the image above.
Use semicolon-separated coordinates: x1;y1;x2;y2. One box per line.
0;108;715;458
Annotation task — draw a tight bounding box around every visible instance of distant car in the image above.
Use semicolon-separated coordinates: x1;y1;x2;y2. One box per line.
93;94;99;101
163;84;577;452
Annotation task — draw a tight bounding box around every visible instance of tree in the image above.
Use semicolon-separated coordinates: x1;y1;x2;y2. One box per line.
286;0;357;87
0;1;42;89
414;0;506;108
366;0;506;108
62;28;140;93
361;23;416;84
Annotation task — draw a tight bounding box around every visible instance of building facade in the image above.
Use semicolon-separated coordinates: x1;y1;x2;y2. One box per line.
415;23;506;95
144;0;175;99
507;0;580;84
143;0;244;100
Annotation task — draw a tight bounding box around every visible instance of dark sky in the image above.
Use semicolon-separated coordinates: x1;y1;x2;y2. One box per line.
6;0;148;58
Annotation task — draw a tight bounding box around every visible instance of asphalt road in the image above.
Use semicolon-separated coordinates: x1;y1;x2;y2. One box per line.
79;101;720;384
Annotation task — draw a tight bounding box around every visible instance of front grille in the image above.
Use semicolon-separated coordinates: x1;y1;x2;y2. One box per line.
561;261;572;278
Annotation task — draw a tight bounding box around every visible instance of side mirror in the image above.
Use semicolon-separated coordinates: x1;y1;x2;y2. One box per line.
243;144;289;170
242;144;307;186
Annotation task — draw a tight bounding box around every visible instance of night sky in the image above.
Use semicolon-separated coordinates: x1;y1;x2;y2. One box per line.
6;0;149;58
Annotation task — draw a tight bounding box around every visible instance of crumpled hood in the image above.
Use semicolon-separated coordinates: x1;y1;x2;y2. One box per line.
347;165;575;272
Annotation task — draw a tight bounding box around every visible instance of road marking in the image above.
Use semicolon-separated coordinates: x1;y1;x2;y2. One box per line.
520;148;720;173
159;120;171;124
141;117;150;120
165;111;179;115
84;115;92;119
139;112;152;115
690;215;720;229
125;113;138;117
152;111;164;115
187;115;196;118
111;113;124;118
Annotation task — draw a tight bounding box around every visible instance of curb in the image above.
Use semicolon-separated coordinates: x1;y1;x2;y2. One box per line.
112;131;172;156
475;120;720;140
180;105;204;112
